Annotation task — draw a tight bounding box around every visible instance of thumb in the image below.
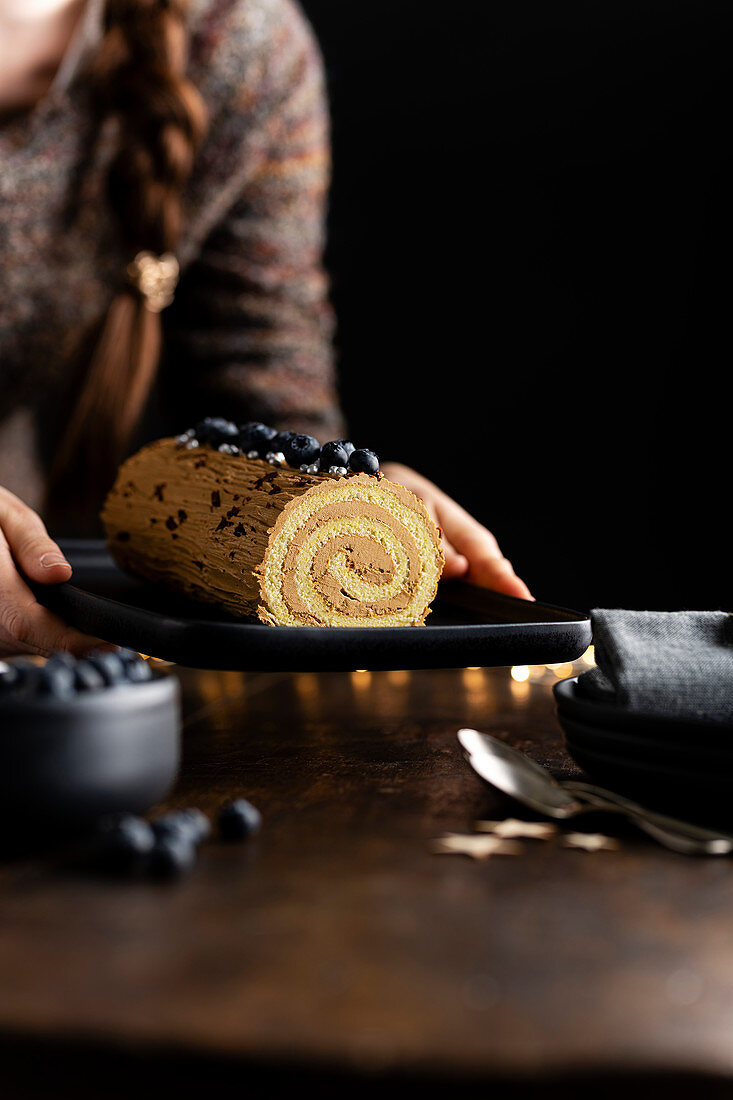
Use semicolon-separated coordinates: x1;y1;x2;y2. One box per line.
22;542;74;586
0;494;72;585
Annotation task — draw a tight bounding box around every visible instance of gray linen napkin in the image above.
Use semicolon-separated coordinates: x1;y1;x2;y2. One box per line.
577;609;733;724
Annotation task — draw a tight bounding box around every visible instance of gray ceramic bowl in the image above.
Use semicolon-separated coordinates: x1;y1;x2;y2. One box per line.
0;673;180;835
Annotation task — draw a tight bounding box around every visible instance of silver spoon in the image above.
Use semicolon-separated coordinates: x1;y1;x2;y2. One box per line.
457;727;733;856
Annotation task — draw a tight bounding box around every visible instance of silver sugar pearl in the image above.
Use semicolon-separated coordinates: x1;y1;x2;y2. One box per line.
218;443;240;455
266;451;286;465
246;450;260;460
307;464;320;474
184;438;200;449
329;465;348;476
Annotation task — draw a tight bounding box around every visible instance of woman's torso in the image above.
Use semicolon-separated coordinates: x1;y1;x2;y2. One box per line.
0;0;338;526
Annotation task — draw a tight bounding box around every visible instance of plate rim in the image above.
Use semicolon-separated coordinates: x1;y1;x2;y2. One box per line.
554;675;732;737
32;540;593;669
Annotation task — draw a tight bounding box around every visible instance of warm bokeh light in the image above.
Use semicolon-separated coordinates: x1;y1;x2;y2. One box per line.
510;665;530;682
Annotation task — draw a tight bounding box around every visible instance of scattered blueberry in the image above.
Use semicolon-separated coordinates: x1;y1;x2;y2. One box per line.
284;433;321;467
88;799;260;882
195;417;239;447
238;422;278;454
152;808;211;846
180;807;212;844
319;440;351;471
95;813;156;873
218;798;262;840
349;448;380;475
149;834;197;879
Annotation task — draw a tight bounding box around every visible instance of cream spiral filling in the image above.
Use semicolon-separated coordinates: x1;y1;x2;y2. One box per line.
259;481;443;627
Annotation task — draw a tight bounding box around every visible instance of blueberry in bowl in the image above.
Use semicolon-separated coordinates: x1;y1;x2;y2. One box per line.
0;648;180;837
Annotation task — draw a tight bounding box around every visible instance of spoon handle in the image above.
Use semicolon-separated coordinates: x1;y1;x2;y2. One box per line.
631;818;733;856
564;781;733;851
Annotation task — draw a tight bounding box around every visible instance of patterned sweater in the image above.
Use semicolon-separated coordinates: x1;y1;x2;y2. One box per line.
0;0;344;535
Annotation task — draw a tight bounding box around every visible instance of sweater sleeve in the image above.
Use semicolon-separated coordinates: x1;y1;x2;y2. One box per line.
162;0;346;442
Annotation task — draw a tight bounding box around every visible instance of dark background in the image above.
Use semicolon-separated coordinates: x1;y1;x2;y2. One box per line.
299;0;730;615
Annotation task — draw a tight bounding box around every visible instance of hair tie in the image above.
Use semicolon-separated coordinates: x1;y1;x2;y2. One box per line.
126;251;179;312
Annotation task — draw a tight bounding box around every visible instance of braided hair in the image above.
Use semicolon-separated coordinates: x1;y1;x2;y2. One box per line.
51;0;207;502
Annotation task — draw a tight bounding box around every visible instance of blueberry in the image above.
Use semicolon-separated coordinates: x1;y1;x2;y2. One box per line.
150;834;197;879
349;448;380;475
195;417;239;447
73;660;106;692
272;430;298;456
37;657;76;699
284;433;321;467
152;808;210;846
332;439;356;457
124;659;153;683
178;808;212;844
0;662;22;694
218;798;262;840
47;650;77;669
117;648;139;662
238;422;277;455
319;440;351;471
117;649;153;682
1;659;40;695
86;650;127;686
95;813;155;873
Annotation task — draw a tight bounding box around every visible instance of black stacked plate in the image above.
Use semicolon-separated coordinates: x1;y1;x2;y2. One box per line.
554;676;733;827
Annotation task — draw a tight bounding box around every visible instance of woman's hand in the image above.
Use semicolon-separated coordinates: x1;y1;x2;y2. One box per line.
0;487;106;657
381;463;533;601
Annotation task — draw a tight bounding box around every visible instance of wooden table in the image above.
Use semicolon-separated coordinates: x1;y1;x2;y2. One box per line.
2;661;733;1098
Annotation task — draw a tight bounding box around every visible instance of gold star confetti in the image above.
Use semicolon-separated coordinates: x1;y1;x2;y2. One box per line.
475;818;557;840
430;834;523;860
563;832;619;852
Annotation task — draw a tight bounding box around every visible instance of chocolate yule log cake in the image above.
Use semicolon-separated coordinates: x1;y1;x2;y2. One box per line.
101;419;445;627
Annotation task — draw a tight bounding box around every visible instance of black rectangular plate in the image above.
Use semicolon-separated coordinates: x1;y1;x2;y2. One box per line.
32;540;591;672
